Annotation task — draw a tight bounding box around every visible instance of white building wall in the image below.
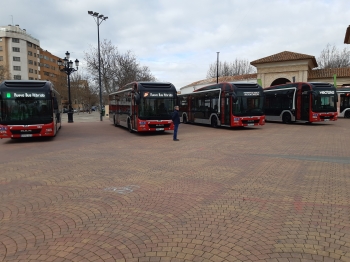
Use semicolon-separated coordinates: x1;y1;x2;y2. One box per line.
0;25;40;80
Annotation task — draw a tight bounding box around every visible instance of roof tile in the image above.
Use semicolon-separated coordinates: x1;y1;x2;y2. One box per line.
250;51;317;67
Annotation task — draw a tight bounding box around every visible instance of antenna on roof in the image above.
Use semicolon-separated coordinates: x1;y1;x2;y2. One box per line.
10;15;13;25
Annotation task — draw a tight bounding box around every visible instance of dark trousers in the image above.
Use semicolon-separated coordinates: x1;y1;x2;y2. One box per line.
173;124;179;140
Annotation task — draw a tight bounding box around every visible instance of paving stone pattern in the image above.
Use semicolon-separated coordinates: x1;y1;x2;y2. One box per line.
1;114;350;262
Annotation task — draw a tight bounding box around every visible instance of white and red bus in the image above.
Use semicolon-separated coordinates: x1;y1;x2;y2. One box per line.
109;82;177;132
264;82;338;123
0;80;62;139
336;87;350;118
178;82;265;127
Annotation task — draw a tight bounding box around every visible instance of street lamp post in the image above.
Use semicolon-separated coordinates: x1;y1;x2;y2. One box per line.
88;10;108;121
217;52;220;84
57;51;79;123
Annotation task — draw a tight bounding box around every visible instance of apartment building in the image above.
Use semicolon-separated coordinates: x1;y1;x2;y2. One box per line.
0;24;40;80
38;48;66;93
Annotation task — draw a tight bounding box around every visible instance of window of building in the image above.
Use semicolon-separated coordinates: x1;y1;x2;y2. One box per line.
34;61;37;66
27;42;32;47
29;77;34;80
35;70;37;74
29;68;34;73
28;51;33;56
28;59;33;64
14;75;21;80
0;56;3;61
44;71;49;76
12;38;20;43
34;53;36;57
13;47;20;52
13;66;21;71
0;37;2;42
13;57;21;61
0;46;2;51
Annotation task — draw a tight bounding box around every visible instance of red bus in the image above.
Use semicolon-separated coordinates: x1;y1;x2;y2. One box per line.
178;82;265;127
0;80;62;139
264;82;338;123
109;82;177;132
336;87;350;118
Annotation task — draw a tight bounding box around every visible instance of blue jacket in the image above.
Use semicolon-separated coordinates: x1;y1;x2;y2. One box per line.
172;110;180;125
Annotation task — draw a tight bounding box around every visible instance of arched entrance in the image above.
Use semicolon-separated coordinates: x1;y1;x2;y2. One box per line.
271;78;291;86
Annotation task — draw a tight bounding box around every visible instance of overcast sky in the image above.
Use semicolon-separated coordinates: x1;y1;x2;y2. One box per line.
1;0;350;89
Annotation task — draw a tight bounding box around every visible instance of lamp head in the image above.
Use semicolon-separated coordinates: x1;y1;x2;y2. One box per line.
98;14;104;18
93;12;99;17
75;59;79;68
65;51;70;60
88;11;93;15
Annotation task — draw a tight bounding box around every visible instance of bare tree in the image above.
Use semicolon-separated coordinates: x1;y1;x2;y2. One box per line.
206;58;256;79
317;44;350;69
0;66;10;82
84;39;156;94
70;72;99;112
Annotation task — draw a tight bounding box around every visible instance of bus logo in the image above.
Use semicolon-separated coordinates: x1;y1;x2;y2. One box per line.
6;93;11;98
144;92;149;97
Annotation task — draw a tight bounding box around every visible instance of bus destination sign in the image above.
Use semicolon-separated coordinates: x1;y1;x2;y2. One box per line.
243;92;260;96
143;92;174;98
5;92;46;99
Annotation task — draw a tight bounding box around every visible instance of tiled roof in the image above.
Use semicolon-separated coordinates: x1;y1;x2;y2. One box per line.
181;73;257;89
345;25;350;44
251;51;318;67
309;67;350;79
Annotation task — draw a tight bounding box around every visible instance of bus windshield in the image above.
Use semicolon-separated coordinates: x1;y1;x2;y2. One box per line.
232;96;264;116
138;97;175;120
0;98;53;125
312;94;337;112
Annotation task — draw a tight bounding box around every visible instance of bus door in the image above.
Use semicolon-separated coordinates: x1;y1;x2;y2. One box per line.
131;93;138;130
223;95;230;125
301;84;310;121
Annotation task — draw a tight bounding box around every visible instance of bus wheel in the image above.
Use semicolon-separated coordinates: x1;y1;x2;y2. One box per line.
345;111;350;118
128;120;133;133
183;115;187;124
282;113;291;124
211;117;218;128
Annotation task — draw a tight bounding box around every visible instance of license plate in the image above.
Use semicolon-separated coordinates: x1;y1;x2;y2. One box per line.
247;123;254;126
156;128;164;131
324;119;329;121
21;134;32;137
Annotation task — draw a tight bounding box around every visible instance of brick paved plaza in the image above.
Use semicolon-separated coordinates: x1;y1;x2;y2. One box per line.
1;112;350;262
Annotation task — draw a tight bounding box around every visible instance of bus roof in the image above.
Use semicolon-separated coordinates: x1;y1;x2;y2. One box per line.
112;81;176;93
193;82;262;93
0;80;52;88
265;82;335;90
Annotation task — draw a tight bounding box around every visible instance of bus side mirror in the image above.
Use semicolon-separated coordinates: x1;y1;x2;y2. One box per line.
308;90;318;98
135;93;140;105
53;97;59;109
232;93;238;103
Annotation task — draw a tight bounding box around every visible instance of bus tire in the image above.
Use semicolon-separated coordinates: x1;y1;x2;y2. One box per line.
128;120;133;133
183;115;187;124
345;111;350;118
211;117;218;128
282;113;292;124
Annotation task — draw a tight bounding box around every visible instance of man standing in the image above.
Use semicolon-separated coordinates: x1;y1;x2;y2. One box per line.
172;105;180;141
